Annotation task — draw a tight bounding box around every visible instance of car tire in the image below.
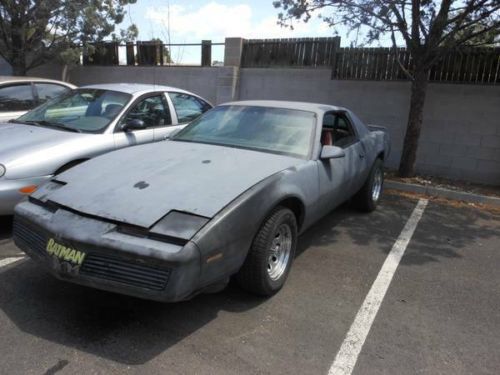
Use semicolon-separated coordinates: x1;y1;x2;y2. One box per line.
354;158;384;212
236;207;297;296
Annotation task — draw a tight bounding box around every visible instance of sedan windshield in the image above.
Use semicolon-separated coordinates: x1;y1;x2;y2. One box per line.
172;105;316;158
17;89;131;133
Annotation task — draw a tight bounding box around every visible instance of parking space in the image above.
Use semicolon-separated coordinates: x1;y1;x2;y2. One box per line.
0;194;499;375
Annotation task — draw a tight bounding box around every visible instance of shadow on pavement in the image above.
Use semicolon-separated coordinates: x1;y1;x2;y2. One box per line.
0;216;13;242
0;260;266;365
400;200;500;265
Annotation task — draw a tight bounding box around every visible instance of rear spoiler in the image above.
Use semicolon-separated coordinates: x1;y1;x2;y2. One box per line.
367;124;387;132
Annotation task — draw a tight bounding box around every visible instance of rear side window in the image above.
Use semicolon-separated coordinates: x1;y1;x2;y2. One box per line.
0;84;35;112
333;115;358;148
168;92;211;123
35;83;70;104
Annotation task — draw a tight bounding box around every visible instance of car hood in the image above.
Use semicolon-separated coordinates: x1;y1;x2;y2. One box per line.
47;141;305;228
0;123;85;166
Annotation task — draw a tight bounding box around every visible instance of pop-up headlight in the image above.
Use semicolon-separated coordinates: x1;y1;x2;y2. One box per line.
30;179;66;203
150;211;209;241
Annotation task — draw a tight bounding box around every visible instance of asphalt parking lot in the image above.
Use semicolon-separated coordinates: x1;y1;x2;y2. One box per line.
0;193;499;375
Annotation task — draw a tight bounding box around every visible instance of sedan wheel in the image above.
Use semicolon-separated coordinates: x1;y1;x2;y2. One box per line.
236;207;297;296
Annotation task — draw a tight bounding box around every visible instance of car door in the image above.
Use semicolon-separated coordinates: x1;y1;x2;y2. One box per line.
151;92;179;141
156;92;212;141
0;82;36;122
317;112;367;213
34;82;72;105
114;93;169;148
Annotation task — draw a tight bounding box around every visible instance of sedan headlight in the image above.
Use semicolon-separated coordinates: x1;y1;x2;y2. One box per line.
150;211;209;241
0;164;5;177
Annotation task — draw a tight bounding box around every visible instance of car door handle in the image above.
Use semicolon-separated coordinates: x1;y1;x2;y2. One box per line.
359;153;365;159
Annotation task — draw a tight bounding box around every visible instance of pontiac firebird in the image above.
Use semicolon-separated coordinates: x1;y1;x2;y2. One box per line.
13;101;390;302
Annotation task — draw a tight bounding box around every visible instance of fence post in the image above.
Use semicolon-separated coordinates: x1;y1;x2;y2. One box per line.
201;40;212;67
224;38;244;67
215;37;245;104
126;42;135;66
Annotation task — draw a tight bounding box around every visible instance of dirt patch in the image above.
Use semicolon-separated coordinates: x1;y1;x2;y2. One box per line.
385;189;500;215
385;170;500;198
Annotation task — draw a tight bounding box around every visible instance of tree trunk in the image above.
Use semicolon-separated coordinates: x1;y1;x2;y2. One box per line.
61;64;69;82
398;70;429;177
10;16;27;76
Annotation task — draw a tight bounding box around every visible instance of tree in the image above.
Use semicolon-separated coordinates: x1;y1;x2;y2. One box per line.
273;0;500;177
0;0;138;76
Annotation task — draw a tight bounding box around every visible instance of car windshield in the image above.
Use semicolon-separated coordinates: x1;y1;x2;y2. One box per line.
172;105;316;158
17;89;131;133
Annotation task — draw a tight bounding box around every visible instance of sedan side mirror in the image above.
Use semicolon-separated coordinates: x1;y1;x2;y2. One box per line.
121;119;146;132
320;145;345;159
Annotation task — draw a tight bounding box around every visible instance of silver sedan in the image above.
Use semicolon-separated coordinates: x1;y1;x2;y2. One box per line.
0;83;212;214
0;76;75;122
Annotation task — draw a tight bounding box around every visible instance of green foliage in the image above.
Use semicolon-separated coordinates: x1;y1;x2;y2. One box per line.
0;0;139;75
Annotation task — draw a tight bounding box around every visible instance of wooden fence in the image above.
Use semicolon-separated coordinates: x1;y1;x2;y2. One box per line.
241;39;499;84
331;47;500;84
241;37;341;68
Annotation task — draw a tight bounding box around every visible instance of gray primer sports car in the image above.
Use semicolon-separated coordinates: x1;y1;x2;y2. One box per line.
13;101;390;301
0;83;212;214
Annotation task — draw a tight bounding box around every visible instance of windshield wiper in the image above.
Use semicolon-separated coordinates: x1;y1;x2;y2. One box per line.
22;120;82;133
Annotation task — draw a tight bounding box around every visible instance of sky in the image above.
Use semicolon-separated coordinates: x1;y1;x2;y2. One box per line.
125;0;336;43
120;0;347;64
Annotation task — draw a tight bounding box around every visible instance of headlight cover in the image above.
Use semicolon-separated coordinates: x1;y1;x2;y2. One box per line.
30;179;66;202
0;164;5;177
150;211;209;241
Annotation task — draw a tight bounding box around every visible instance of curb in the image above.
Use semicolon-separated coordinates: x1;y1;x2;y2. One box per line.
385;180;500;208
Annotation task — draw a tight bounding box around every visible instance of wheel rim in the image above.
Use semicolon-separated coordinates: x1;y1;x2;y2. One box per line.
267;223;292;281
372;168;383;202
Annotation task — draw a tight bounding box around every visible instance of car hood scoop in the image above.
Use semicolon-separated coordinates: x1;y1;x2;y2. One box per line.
48;141;303;228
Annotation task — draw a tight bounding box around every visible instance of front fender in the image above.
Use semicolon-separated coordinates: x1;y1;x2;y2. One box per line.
192;162;318;287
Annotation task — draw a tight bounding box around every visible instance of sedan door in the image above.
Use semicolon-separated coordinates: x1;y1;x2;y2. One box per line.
114;94;168;148
154;92;212;141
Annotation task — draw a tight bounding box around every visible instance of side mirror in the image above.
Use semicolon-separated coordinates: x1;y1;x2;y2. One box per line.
320;145;345;160
121;119;146;132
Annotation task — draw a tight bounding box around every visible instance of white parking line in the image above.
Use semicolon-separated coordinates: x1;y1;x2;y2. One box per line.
329;199;428;375
0;257;26;270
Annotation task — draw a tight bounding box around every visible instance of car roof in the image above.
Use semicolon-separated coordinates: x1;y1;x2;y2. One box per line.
0;76;75;87
221;100;347;115
80;83;194;96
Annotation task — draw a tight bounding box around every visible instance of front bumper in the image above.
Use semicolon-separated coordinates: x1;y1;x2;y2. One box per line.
0;176;52;215
13;201;202;302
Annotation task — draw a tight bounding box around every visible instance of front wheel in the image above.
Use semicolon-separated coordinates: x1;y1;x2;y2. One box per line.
354;159;384;212
236;207;297;296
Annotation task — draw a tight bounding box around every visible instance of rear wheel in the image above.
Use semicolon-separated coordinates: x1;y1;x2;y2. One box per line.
236;207;297;296
354;159;384;212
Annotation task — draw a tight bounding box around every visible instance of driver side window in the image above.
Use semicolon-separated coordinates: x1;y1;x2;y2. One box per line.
121;95;171;129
